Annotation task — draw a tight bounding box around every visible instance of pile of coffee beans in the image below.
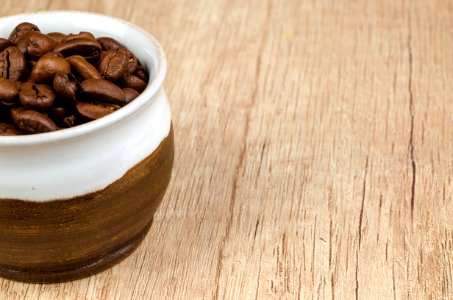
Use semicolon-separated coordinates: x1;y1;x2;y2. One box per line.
0;22;149;135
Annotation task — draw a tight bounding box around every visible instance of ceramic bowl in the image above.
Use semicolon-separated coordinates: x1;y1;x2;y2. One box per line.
0;11;173;283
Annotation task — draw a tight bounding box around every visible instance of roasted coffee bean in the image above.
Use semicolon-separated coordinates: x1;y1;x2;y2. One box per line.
76;101;117;120
121;74;147;92
11;108;58;133
98;48;128;81
125;50;138;74
67;55;101;79
62;32;96;42
122;88;140;103
53;38;102;59
97;37;123;51
62;115;77;127
80;78;125;104
16;31;57;59
0;122;24;135
0;78;19;105
134;65;148;81
51;106;68;118
0;38;13;52
53;72;77;100
19;82;55;110
47;32;67;43
9;22;40;43
0;46;26;81
30;52;70;82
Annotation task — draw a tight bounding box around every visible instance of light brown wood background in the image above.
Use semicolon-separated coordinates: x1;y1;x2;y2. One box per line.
0;0;452;299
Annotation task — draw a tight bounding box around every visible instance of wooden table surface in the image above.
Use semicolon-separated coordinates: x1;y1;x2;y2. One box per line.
1;0;452;299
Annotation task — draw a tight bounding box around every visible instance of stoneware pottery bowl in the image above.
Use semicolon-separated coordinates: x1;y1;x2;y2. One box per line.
0;11;173;283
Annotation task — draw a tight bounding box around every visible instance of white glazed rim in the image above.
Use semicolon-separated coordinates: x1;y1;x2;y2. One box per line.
0;11;167;147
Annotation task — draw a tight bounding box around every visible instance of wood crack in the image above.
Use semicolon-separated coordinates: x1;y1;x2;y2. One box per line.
356;155;369;300
256;141;266;182
407;2;417;220
392;260;396;300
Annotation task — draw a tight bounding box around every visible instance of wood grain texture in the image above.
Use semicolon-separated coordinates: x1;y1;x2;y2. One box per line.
0;0;452;299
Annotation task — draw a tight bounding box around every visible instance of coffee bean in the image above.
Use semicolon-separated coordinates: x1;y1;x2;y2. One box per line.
9;22;40;43
0;122;24;135
80;78;125;104
122;88;140;103
67;55;101;79
121;74;147;92
47;32;67;43
19;82;55;110
0;78;19;105
63;32;96;42
51;106;67;118
62;115;77;127
76;101;117;120
53;72;77;100
98;48;128;81
16;31;57;59
53;38;102;59
11;108;58;133
97;37;123;51
125;50;138;74
0;46;26;81
0;38;13;52
134;65;148;81
30;52;71;82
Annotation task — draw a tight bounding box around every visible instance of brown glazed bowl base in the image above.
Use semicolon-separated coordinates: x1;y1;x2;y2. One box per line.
0;218;153;283
0;127;174;283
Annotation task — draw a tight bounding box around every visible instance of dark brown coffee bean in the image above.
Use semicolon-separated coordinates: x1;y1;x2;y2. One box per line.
121;74;147;92
0;46;26;81
67;55;101;79
122;88;140;103
98;48;128;81
47;32;67;43
125;51;138;74
80;79;126;104
62;32;96;42
51;106;67;118
0;78;19;105
0;38;13;52
16;31;57;59
11;108;58;133
53;72;77;100
53;38;102;59
98;102;121;110
19;82;55;110
134;65;148;81
30;53;70;83
76;101;115;120
9;22;40;43
62;115;77;127
97;37;123;51
0;122;24;135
